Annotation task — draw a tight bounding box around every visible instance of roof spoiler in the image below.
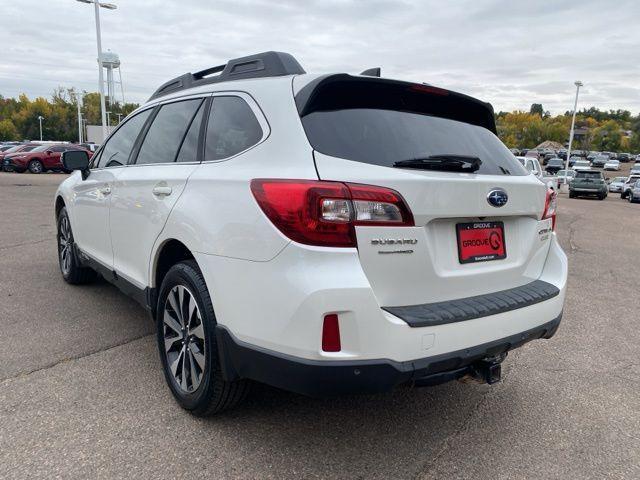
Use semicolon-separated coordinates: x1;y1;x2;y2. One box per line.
360;67;381;77
148;51;306;101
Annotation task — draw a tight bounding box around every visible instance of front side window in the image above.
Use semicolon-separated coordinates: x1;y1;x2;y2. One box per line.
204;96;263;161
135;99;203;165
96;109;152;168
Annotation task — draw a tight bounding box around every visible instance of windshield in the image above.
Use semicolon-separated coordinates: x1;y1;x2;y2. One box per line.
4;145;23;153
549;160;563;165
30;145;55;152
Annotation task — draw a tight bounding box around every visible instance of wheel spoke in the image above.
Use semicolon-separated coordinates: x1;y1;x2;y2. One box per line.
169;349;183;378
168;289;183;327
163;310;182;336
186;294;197;329
180;347;188;391
187;348;200;390
189;322;204;341
164;333;181;353
190;343;206;370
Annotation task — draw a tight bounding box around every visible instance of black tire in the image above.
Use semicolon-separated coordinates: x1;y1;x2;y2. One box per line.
569;191;575;198
156;260;249;416
621;192;628;199
57;207;97;284
28;159;43;174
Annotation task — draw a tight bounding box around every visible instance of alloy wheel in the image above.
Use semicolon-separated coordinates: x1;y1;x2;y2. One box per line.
163;285;206;393
58;215;72;275
30;161;42;173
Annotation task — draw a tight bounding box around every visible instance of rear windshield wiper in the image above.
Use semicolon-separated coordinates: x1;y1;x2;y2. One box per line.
393;155;482;172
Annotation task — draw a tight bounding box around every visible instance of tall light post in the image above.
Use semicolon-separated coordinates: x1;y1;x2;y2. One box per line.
37;115;44;141
76;91;83;143
563;81;583;186
76;0;118;141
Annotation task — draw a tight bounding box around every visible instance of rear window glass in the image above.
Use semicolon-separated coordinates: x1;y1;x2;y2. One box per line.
576;171;602;179
302;109;526;175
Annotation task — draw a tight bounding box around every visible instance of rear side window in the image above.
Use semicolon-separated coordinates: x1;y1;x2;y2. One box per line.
96;109;152;168
136;99;203;165
298;78;525;176
176;102;205;163
204;96;263;161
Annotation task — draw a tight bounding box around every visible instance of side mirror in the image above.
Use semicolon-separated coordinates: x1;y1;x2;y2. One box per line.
61;150;90;179
46;150;53;155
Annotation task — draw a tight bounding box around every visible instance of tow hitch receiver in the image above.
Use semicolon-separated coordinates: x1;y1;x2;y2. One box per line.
471;353;506;385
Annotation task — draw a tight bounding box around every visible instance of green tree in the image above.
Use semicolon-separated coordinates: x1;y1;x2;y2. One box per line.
0;119;19;140
592;120;623;151
529;103;544;117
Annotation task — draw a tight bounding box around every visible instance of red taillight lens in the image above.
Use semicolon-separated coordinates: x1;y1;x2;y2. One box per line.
542;188;557;230
250;179;414;248
322;314;341;352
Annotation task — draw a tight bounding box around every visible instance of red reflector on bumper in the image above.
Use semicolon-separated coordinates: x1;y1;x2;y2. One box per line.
322;314;341;352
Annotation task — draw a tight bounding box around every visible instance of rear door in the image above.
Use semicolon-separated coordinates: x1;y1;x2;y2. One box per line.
109;97;206;288
296;76;551;307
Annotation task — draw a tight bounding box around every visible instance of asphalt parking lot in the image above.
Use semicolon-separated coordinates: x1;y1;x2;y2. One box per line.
1;172;639;480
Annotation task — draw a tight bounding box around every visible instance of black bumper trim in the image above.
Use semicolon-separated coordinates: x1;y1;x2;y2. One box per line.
215;313;562;397
383;280;560;327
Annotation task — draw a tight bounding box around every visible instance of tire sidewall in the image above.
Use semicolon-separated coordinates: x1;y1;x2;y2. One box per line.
156;262;218;412
57;208;75;282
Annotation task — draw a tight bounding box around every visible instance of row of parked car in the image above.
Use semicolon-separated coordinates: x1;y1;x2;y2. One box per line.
0;141;96;173
565;172;640;202
513;150;640;203
511;147;639;164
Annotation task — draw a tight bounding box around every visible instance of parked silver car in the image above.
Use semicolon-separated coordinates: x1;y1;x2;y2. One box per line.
628;180;640;203
608;177;627;193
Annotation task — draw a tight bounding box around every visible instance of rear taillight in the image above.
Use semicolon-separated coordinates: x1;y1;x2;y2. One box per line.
250;179;414;248
542;188;557;230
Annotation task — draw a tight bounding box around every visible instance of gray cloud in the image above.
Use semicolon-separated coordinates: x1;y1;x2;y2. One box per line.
0;0;638;114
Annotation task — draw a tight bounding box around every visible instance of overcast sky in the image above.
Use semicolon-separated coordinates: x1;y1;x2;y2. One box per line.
1;0;639;114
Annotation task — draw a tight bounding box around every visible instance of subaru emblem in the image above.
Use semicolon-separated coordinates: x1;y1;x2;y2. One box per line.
487;189;508;207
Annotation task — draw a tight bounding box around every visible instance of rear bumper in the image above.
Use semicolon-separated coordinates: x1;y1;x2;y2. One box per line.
216;313;562;397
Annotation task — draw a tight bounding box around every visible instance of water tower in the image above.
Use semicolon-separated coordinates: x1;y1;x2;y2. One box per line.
100;50;125;106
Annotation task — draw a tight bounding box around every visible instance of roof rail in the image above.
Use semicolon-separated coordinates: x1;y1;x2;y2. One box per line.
148;51;306;101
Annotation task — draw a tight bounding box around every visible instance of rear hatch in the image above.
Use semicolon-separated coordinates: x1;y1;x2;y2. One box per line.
572;171;605;190
295;75;552;307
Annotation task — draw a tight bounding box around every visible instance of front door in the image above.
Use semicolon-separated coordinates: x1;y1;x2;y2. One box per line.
71;107;154;269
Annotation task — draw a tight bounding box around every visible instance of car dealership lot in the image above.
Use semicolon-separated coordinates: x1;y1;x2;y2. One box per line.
0;172;638;479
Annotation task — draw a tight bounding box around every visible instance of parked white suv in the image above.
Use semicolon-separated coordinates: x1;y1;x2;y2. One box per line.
55;52;567;415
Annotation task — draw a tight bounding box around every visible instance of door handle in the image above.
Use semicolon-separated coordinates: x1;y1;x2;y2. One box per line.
152;185;173;197
99;186;111;196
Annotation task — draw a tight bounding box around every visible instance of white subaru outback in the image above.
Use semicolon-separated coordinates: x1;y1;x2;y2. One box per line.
55;52;567;415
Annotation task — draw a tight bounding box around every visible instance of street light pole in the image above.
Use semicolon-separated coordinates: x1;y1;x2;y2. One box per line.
77;1;117;142
37;116;44;141
563;81;583;186
93;0;108;141
77;92;83;143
